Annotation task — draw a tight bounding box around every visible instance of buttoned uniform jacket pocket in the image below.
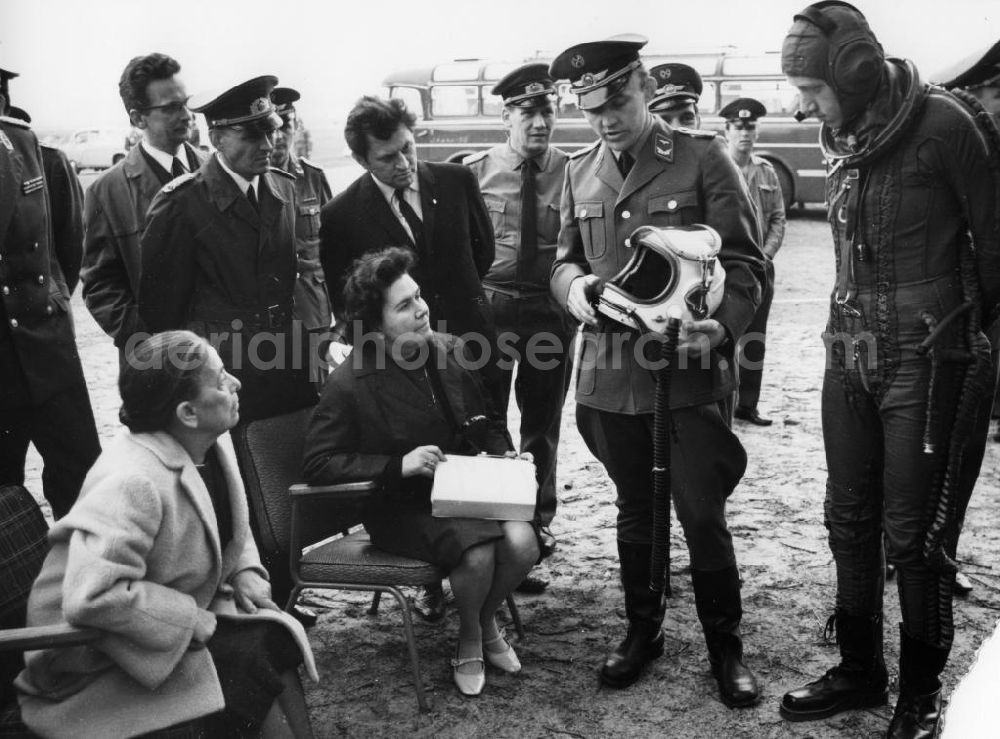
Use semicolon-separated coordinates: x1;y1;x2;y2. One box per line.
296;204;322;239
575;202;606;259
647;190;699;227
484;196;508;240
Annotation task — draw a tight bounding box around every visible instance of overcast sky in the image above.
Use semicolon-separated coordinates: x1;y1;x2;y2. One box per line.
3;0;998;133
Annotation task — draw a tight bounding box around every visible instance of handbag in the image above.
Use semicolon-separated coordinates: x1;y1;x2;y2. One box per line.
423;358;537;521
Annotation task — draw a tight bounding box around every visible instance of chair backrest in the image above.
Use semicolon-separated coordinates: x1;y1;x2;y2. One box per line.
232;407;360;559
0;485;49;707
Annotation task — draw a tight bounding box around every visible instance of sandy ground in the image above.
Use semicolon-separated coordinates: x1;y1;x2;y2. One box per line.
24;198;1000;738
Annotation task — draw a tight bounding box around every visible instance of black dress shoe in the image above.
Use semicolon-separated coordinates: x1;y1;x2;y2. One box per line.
887;688;942;739
734;406;773;426
708;633;761;708
780;666;888;721
538;527;558;560
291;605;318;628
600;626;664;688
953;570;973;595
515;575;549;594
413;583;447;622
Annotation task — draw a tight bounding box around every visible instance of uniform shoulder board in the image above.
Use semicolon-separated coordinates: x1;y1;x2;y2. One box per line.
462;149;489;165
568;140;601;160
298;156;323;172
675;127;718;139
0;114;30;129
161;172;196;193
268;166;296;180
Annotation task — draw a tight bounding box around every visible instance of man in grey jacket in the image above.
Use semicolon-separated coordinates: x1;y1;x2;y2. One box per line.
81;53;205;359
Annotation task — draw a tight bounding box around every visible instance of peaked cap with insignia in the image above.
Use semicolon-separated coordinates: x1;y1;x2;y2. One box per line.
648;63;702;113
190;75;283;130
718;97;767;123
492;63;557;107
549;35;647;111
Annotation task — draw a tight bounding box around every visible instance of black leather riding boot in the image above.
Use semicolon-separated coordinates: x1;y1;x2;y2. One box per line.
886;627;949;739
780;609;889;721
692;566;761;707
600;540;666;688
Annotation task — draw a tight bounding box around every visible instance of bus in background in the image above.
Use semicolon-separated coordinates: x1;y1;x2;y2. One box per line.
382;50;825;209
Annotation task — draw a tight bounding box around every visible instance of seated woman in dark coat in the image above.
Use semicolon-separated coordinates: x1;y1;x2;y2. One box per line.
16;331;312;738
303;247;539;697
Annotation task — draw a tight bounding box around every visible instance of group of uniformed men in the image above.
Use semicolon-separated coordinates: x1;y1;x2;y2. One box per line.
4;2;1000;736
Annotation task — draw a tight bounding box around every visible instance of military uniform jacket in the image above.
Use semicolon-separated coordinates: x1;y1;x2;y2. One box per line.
465;143;568;292
139;154;315;422
0;117;87;408
287;155;333;331
319;161;495;339
81;142;207;347
551;116;764;414
743;154;786;259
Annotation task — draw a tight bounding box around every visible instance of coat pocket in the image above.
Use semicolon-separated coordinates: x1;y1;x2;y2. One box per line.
648;190;699;226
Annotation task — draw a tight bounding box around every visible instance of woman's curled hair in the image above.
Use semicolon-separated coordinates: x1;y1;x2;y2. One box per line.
119;330;211;432
343;247;416;336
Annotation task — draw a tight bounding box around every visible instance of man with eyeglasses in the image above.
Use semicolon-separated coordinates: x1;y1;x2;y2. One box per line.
81;53;206;359
718;98;786;427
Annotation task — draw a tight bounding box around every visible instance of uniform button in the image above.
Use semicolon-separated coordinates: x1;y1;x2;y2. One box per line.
622;210;631;219
9;318;17;328
1;286;8;296
33;242;39;250
667;200;678;210
46;305;53;314
296;272;301;279
580;208;587;217
37;275;45;284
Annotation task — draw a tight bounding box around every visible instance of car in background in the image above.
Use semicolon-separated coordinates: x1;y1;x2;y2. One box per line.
61;128;130;171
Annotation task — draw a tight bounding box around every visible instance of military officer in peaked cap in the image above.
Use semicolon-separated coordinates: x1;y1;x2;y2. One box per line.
464;63;575;592
270;86;334;386
717;97;786;428
548;36;765;704
139;75;319;618
0;65;101;519
648;62;704;129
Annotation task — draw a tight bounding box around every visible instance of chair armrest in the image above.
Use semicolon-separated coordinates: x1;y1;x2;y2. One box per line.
289;481;376;506
0;624;101;651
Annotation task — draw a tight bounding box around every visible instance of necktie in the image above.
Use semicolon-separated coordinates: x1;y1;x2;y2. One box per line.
246;185;258;211
519;158;538;266
617;151;634;179
395;188;425;253
171;156;185;178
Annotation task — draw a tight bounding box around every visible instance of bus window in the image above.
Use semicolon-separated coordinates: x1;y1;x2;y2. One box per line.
557;82;583;118
719;80;800;117
431;85;480;117
483;87;504;117
389;86;425;120
698;82;719;115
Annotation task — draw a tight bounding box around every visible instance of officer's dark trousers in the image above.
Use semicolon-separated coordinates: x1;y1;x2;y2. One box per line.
487;290;574;527
0;383;100;519
822;356;966;649
576;401;745;569
737;257;775;410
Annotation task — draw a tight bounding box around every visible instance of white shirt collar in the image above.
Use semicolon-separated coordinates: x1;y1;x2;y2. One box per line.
370;170;420;207
141;138;187;174
215;152;260;196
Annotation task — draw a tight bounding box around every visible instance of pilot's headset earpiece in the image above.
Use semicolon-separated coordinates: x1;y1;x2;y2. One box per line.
794;1;884;98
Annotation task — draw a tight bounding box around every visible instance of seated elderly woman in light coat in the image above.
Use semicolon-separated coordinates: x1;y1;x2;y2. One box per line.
303;247;539;698
16;330;312;738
